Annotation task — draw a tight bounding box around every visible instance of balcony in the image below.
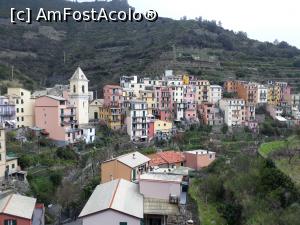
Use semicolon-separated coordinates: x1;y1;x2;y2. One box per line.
61;120;77;126
60;112;76;117
0;111;16;116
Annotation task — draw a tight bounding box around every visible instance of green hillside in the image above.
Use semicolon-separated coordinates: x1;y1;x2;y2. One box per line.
0;0;300;94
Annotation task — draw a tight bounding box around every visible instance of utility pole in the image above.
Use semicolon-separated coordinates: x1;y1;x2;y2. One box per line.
172;44;176;62
63;51;66;64
11;65;14;80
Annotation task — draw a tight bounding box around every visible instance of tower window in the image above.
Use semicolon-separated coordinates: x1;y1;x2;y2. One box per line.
82;85;85;93
73;85;76;93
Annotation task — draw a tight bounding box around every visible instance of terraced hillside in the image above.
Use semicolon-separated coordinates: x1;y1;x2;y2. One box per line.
0;0;300;94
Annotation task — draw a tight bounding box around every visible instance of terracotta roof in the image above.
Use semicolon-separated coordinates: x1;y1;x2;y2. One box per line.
149;151;185;167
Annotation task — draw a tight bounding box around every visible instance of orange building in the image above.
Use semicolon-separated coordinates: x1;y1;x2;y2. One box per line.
100;152;150;183
184;150;216;170
236;82;258;105
224;80;238;93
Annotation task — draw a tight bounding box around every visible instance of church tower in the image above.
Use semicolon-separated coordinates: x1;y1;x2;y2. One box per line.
69;67;90;125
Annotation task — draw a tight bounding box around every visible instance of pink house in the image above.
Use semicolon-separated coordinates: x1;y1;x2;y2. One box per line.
139;173;183;201
79;179;143;225
103;85;123;107
282;85;291;104
35;95;83;144
155;87;173;120
183;86;197;122
184;150;216;170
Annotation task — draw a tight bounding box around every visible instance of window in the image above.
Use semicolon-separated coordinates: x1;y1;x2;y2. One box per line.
4;219;17;225
21;99;24;104
16;108;19;113
21;108;24;113
12;164;15;169
82;85;85;93
21;117;24;121
21;92;24;96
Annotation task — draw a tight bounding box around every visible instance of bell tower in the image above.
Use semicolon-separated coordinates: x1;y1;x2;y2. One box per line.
69;67;90;125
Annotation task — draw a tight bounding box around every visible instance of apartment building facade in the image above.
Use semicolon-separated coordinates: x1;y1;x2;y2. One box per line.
125;100;148;142
35;95;83;144
0;96;15;126
7;88;35;128
220;98;246;126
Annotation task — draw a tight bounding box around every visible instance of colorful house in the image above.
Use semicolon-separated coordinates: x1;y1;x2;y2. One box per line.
99;105;122;130
184;150;216;170
88;99;104;122
0;126;21;181
125;100;148;141
79;179;143;225
198;103;224;126
0;193;45;225
6;88;35;128
100;152;150;183
219;98;246;127
236;82;258;105
103;85;123;108
195;80;210;104
210;85;222;105
35;95;83;144
0;96;16;127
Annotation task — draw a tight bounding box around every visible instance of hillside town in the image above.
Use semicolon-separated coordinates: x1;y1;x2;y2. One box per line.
1;68;299;144
0;67;299;225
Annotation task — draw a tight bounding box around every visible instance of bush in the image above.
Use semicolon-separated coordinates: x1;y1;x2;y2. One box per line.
56;147;77;160
19;154;36;169
49;170;63;187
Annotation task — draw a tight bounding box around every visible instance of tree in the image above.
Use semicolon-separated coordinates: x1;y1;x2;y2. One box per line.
221;124;228;134
49;170;63;187
283;138;300;164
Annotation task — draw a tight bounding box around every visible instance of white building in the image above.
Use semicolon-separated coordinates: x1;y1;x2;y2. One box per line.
257;85;268;104
291;94;300;107
210;85;222;104
69;67;95;144
79;179;143;225
0;126;19;181
126;100;148;142
219;99;246;127
6;88;35;128
172;86;184;103
69;67;90;125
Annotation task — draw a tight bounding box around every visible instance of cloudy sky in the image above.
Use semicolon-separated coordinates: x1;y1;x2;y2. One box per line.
79;0;300;48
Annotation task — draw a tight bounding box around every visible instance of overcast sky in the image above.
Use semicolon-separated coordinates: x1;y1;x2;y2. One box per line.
79;0;300;48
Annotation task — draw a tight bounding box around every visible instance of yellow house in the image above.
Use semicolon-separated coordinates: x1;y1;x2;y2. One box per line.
7;88;35;128
196;80;211;104
154;120;173;134
99;105;122;130
89;99;104;121
139;89;156;115
267;85;281;105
